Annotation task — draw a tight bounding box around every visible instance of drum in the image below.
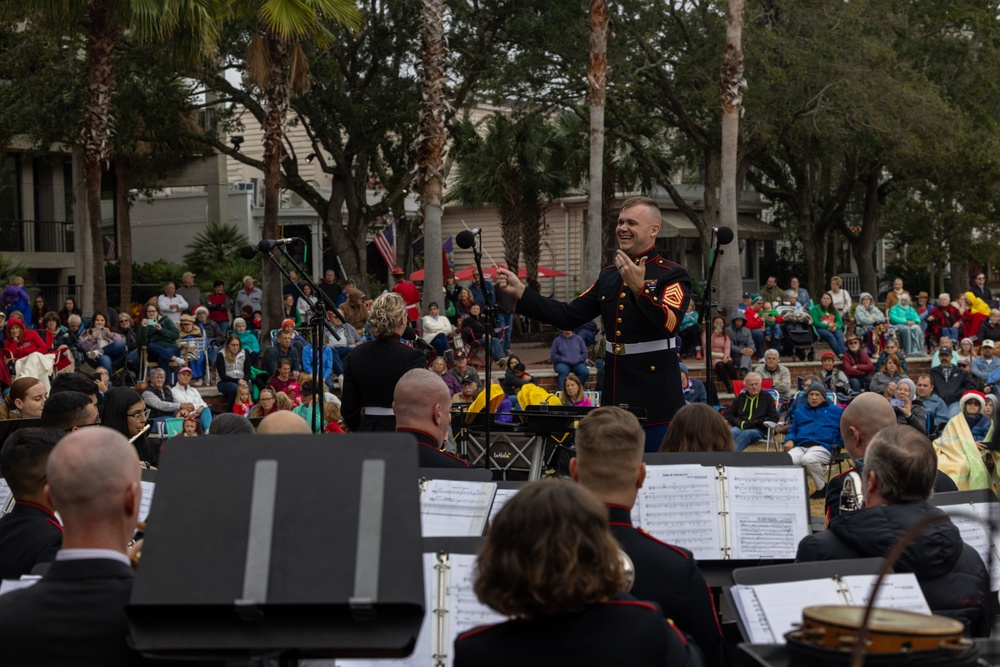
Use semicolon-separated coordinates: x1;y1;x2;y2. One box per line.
785;605;977;667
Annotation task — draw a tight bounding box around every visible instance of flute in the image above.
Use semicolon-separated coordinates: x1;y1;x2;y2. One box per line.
129;424;151;444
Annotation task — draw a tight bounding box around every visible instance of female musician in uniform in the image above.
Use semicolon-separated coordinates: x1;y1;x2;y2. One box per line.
102;387;156;467
454;479;700;667
341;292;425;432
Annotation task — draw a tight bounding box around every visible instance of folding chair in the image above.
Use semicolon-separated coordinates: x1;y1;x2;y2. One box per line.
154;416;185;440
584;390;602;407
178;333;208;382
459;326;487;369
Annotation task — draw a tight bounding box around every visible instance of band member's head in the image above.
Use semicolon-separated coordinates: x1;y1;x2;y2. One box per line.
615;196;661;256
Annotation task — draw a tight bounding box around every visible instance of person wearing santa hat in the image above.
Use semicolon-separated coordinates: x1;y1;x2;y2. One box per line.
960;390;992;443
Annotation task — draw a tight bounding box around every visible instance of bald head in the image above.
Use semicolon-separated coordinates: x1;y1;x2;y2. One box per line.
839;392;897;459
46;427;140;548
394;369;452;444
257;411;312;435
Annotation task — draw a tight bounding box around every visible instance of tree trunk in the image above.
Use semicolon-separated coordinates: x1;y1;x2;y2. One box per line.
116;157;133;318
601;163;617;267
500;200;522;272
417;0;448;314
850;168;881;296
262;36;289;340
702;147;721;278
522;206;543;293
717;0;745;315
80;0;116;316
585;0;608;284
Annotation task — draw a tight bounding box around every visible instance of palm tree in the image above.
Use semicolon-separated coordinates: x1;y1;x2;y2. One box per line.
586;0;609;286
449;112;570;291
9;1;220;316
416;0;448;314
184;222;252;276
718;0;746;313
225;0;361;337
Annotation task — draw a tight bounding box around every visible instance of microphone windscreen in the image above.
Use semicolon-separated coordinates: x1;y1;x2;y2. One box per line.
716;226;735;245
401;326;418;341
456;230;477;249
238;245;259;259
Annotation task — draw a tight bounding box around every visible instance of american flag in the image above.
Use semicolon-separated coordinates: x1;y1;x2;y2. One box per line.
374;221;396;269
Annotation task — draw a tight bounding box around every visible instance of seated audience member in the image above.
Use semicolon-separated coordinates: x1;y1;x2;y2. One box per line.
782;289;804;312
559;372;592;407
232;316;260;357
232;384;255;416
960;390;992;442
915;373;950;435
0;427;150;663
463;302;504;362
754;349;791;401
340;286;369;332
931;336;954;368
0;377;47;420
257;410;311;435
889;293;924;355
137;302;182;370
926;293;962;346
0;428;64;579
572;407;721;665
873;337;909;374
171;366;213;434
704;314;737;394
726;308;756;375
852;292;885;337
261;330;302;378
248;388;279;420
743;295;767;359
811;292;846;355
278;318;308;354
894;378;926;433
501;353;532;396
956;337;978;366
760;301;783;351
292;379;327;431
827;393;955;522
216;334;253;409
677;300;702;357
723;372;778;452
454;377;479;404
326;309;362;377
870;353;907;396
208;413;255;435
421;302;454;357
394;368;468;468
660;404;735;453
798;425;989;637
301;340;334;392
141;367;193;420
49;372;99;405
101;388;156;468
448;349;481;387
973;339;1000;387
978;309;1000;346
77;312;127;374
323;402;345;434
930;347;976;417
430;356;462;397
789;276;810;309
784;382;844;499
39;390;100;433
841;334;874;393
266;358;302;405
680;364;707;405
454;479;700;667
819;351;850;396
551;329;590;391
5;317;51;381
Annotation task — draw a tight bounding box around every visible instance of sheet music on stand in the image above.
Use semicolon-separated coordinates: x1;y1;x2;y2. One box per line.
731;573;930;644
632;465;809;560
420;480;497;537
935;499;1000;589
333;552;504;667
139;480;155;524
0;478;13;516
487;488;519;526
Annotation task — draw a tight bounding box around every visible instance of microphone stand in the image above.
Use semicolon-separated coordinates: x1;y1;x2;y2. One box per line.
699;230;726;406
262;243;340;433
469;235;495;474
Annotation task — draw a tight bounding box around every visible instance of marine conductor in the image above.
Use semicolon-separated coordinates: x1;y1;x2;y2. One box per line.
496;196;691;450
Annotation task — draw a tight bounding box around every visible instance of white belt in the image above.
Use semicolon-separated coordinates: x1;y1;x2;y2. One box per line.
605;339;677;356
364;406;394;416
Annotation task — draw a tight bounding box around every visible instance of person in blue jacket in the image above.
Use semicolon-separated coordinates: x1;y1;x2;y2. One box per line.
784;381;843;499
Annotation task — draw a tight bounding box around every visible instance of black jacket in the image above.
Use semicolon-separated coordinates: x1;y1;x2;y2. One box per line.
824;460;958;523
723;390;778;432
608;505;721;667
342;338;426;432
979;319;1000;345
454;592;701;667
929;365;976;405
0;502;62;579
798;500;990;636
399;428;470;469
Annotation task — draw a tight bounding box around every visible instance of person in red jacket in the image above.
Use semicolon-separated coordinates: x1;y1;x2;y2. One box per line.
390;267;422;326
4;318;47;360
841;333;874;393
743;294;766;359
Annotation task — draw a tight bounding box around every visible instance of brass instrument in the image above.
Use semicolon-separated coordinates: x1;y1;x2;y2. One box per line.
618;549;635;592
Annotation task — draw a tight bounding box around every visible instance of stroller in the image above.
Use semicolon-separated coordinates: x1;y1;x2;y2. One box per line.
777;307;816;360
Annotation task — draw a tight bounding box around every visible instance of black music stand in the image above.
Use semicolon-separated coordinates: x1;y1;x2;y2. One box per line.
127;434;425;660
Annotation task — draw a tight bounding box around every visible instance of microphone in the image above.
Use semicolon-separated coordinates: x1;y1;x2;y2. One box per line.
456;228;481;249
257;238;302;252
402;326;433;352
238;245;258;259
713;226;735;245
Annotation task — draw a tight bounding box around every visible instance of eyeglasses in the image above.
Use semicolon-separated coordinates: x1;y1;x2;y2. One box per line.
74;416;102;430
127;409;151;421
260;397;275;403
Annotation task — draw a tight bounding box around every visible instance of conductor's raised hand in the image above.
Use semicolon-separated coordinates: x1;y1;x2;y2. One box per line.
615;250;646;296
495;267;526;298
